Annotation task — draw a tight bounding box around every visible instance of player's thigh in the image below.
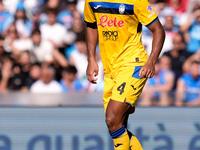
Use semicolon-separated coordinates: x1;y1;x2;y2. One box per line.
104;65;147;112
106;66;142;124
103;74;114;113
126;77;147;106
111;65;147;107
103;70;132;113
106;99;131;125
110;68;134;103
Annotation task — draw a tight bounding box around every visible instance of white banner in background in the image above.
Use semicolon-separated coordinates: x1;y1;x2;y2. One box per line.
0;107;199;150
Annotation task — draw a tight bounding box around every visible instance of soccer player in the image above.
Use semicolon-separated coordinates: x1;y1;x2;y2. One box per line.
84;0;165;149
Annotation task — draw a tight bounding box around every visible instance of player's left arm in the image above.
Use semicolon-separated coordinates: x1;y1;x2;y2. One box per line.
139;19;165;78
86;27;99;84
83;0;99;84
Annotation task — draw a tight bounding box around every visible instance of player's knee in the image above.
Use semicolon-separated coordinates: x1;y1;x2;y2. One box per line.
105;116;123;132
105;116;114;128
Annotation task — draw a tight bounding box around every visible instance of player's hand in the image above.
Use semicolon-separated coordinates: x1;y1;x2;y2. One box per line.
86;59;99;84
139;61;155;78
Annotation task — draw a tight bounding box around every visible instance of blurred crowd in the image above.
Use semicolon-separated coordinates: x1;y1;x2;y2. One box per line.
0;0;199;106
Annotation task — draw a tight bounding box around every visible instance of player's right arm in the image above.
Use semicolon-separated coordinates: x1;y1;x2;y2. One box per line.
84;0;99;84
86;27;99;84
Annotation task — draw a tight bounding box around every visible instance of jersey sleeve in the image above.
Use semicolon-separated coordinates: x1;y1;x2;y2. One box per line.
134;0;158;27
83;0;96;23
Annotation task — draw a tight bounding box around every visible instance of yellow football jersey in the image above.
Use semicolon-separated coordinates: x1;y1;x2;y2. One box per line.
84;0;158;74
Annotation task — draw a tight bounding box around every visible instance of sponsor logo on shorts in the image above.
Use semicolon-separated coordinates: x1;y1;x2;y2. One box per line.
98;15;124;28
102;31;118;41
131;85;136;90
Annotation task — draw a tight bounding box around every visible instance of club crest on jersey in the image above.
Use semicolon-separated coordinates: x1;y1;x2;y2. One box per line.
119;4;125;14
147;5;153;12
